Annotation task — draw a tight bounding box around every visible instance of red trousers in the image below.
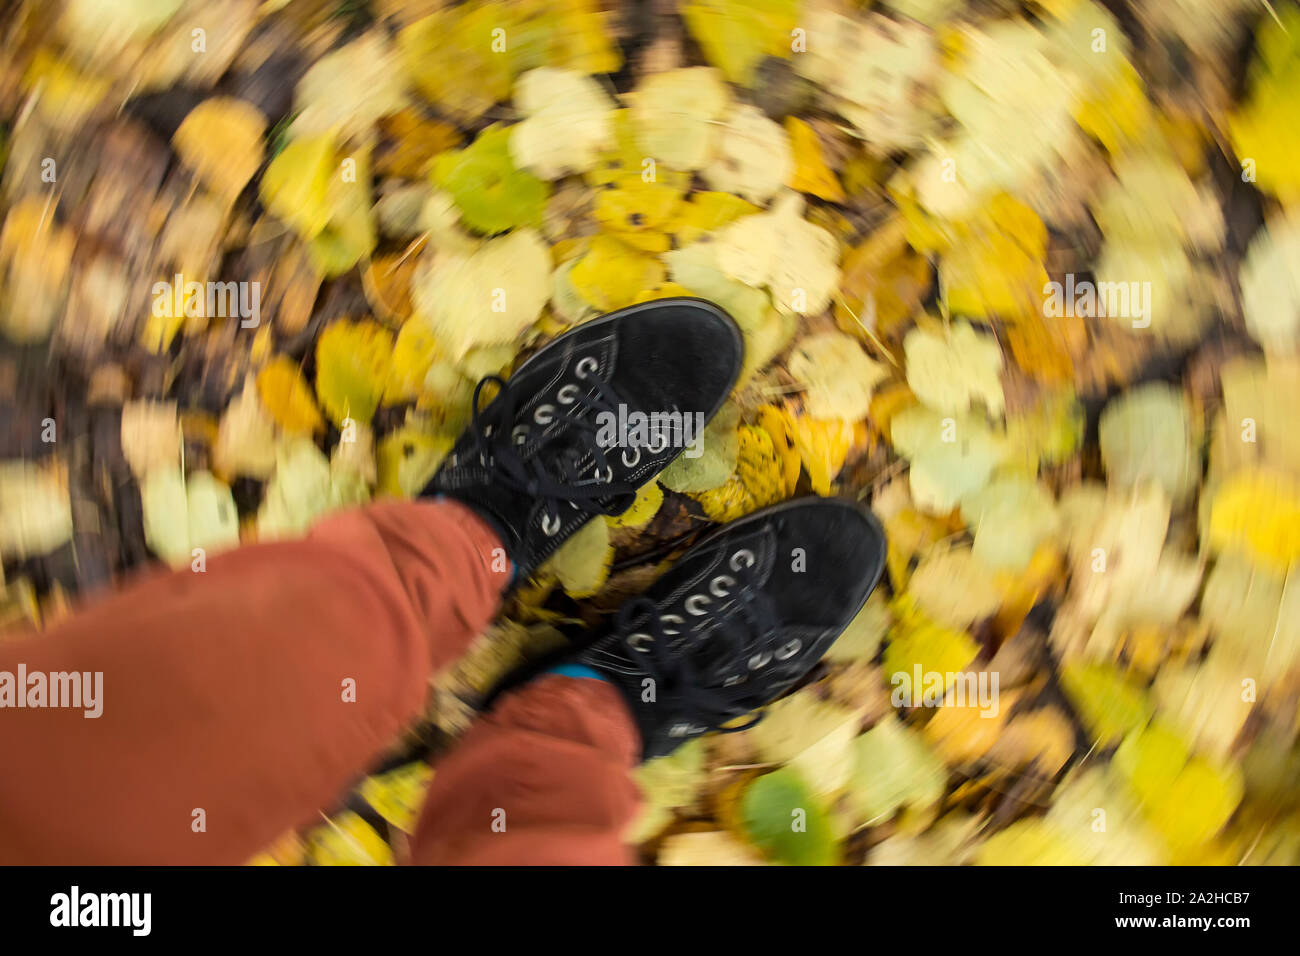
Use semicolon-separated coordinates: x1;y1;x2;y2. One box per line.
0;500;641;865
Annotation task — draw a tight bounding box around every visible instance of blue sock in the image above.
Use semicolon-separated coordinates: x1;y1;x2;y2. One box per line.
547;663;609;683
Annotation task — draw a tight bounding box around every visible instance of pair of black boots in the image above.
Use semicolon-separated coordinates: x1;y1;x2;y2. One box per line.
428;299;886;759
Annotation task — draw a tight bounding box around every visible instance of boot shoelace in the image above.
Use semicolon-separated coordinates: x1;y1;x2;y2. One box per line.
468;371;639;529
614;584;784;734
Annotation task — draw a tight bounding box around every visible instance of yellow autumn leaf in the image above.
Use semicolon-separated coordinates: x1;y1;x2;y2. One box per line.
881;598;980;701
906;545;1001;630
1228;3;1300;206
120;400;182;480
376;421;453;498
702;105;794;204
904;320;1005;418
0;461;74;560
213;382;277;480
695;424;791;522
626;68;731;171
305;811;393;866
781;411;853;497
850;716;947;825
412;229;552;358
835;214;932;338
0;196;75;343
976;818;1089;865
1239;214;1300;357
592;179;681;253
357;762;434;834
569;235;666;312
628;739;708;844
545;516;613;598
259;133;337;240
1208;467;1300;572
667;192;759;246
510;67;616;179
788;331;889;422
795;7;939;152
748;691;861;799
960;476;1059;572
382;321;440;406
315;320;395;428
932;194;1050;324
1114;722;1243;854
173;97;266;207
714;191;840;316
756;406;803;498
1060;660;1153;747
681;0;799;85
291;32;407;141
1074;58;1151;155
889;405;1005;515
20;48;110;131
608;481;664;529
785;117;845;202
398;5;513;123
920;686;1019;770
257;357;325;434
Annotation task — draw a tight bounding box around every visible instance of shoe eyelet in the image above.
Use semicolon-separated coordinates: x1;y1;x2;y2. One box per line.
647;429;669;453
575;356;598;379
557;384;579;404
685;594;712;616
482;425;495;437
660;613;683;635
541;513;561;536
512;425;530;446
627;633;654;652
534;404;555;426
748;652;771;670
621;446;640;468
775;639;802;661
592;465;612;483
709;574;735;598
723;674;745;687
730;549;756;572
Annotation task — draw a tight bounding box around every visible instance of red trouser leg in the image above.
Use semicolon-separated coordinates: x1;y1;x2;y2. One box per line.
408;674;642;866
0;499;508;864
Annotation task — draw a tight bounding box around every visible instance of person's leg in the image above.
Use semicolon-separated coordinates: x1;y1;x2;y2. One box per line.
407;498;888;866
407;674;642;866
401;298;746;866
0;498;509;864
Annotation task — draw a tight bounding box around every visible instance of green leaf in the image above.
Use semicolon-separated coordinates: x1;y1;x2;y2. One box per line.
431;125;549;234
659;402;741;493
740;768;839;865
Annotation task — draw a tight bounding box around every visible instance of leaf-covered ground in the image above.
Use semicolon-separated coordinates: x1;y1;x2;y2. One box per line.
1;0;1299;865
